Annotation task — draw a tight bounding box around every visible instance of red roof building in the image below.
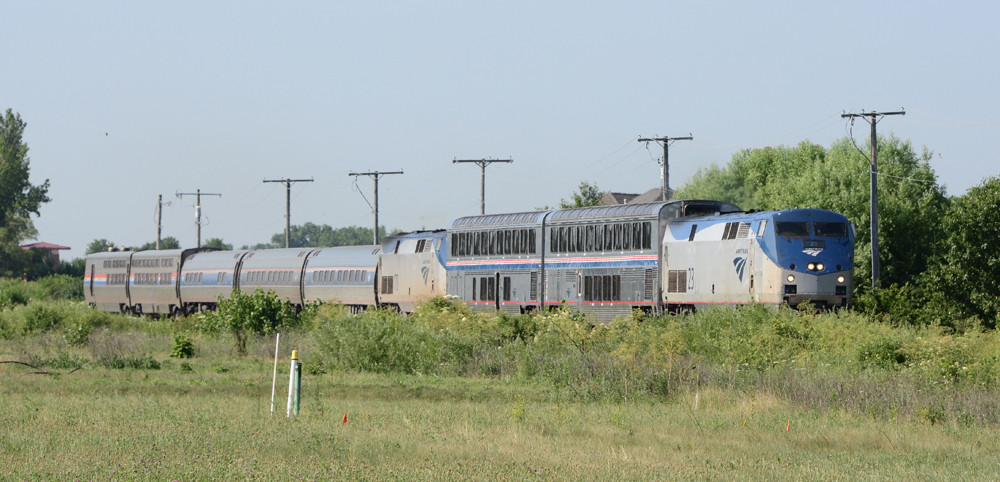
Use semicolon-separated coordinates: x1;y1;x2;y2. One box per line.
21;242;71;267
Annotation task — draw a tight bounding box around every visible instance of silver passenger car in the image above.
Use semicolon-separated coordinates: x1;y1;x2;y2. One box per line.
128;249;186;316
234;248;313;306
177;249;249;313
302;245;380;312
85;250;136;314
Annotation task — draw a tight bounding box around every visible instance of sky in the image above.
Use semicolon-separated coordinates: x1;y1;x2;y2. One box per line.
3;1;998;261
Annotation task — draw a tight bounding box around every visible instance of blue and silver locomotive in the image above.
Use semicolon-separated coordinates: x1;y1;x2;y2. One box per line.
662;208;854;310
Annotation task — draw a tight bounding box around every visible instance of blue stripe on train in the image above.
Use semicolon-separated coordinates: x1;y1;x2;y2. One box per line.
446;259;655;271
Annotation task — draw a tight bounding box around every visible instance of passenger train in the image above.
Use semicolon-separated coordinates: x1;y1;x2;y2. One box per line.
84;200;853;321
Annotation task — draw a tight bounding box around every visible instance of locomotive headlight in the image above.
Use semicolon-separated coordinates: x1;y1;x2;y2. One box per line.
787;275;795;282
816;263;824;271
838;276;845;283
807;263;815;271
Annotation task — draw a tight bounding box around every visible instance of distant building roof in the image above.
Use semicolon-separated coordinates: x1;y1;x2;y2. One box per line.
601;187;674;205
600;192;640;205
20;242;71;251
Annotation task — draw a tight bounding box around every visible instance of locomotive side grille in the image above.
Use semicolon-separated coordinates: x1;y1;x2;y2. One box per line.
736;223;751;238
529;271;538;301
565;270;576;282
381;276;393;294
644;269;654;300
722;222;750;240
667;270;688;293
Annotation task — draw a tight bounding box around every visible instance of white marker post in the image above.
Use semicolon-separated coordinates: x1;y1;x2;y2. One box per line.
286;350;299;417
269;333;280;416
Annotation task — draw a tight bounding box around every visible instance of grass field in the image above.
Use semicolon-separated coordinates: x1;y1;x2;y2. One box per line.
3;331;1000;481
3;290;1000;480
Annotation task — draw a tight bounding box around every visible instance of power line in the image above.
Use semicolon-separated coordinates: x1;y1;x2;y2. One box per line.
841;108;905;290
637;135;693;201
262;178;314;248
348;170;403;244
452;157;512;215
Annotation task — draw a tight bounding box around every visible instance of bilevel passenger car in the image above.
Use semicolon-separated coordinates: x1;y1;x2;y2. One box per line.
444;200;742;322
662;208;854;311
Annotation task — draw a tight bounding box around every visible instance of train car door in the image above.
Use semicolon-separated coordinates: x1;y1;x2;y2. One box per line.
495;273;501;311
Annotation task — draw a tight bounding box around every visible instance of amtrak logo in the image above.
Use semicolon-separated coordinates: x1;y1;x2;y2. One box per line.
802;249;823;257
733;257;747;282
421;266;430;285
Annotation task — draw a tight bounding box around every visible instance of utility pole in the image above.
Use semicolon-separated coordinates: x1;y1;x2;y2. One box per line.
637;135;693;201
176;189;222;248
452;157;513;215
840;109;905;290
348;170;403;245
263;178;314;248
154;195;171;250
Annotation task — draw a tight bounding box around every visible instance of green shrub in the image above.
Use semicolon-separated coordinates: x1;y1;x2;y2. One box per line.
857;337;906;368
98;353;160;370
0;281;31;310
35;274;85;302
179;362;193;373
170;334;195;358
63;320;92;347
315;306;478;375
22;302;65;334
42;352;89;370
199;288;300;355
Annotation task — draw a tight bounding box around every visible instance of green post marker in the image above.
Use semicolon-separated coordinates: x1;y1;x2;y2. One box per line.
293;352;301;416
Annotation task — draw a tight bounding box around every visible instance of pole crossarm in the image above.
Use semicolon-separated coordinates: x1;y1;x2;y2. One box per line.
348;170;404;245
452;157;513;215
636;134;693;201
840;108;905;290
263;178;314;249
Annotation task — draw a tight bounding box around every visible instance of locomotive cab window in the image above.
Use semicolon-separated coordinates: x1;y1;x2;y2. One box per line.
776;222;810;238
814;222;847;238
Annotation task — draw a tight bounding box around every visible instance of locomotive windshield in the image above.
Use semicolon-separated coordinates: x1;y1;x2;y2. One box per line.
776;222;810;238
814;222;847;238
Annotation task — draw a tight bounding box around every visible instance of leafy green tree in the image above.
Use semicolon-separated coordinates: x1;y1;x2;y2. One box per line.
673;135;947;291
253;224;389;249
202;238;232;250
559;181;605;209
58;258;87;278
0;109;51;277
135;236;181;251
85;239;116;254
921;176;1000;327
673;163;757;209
